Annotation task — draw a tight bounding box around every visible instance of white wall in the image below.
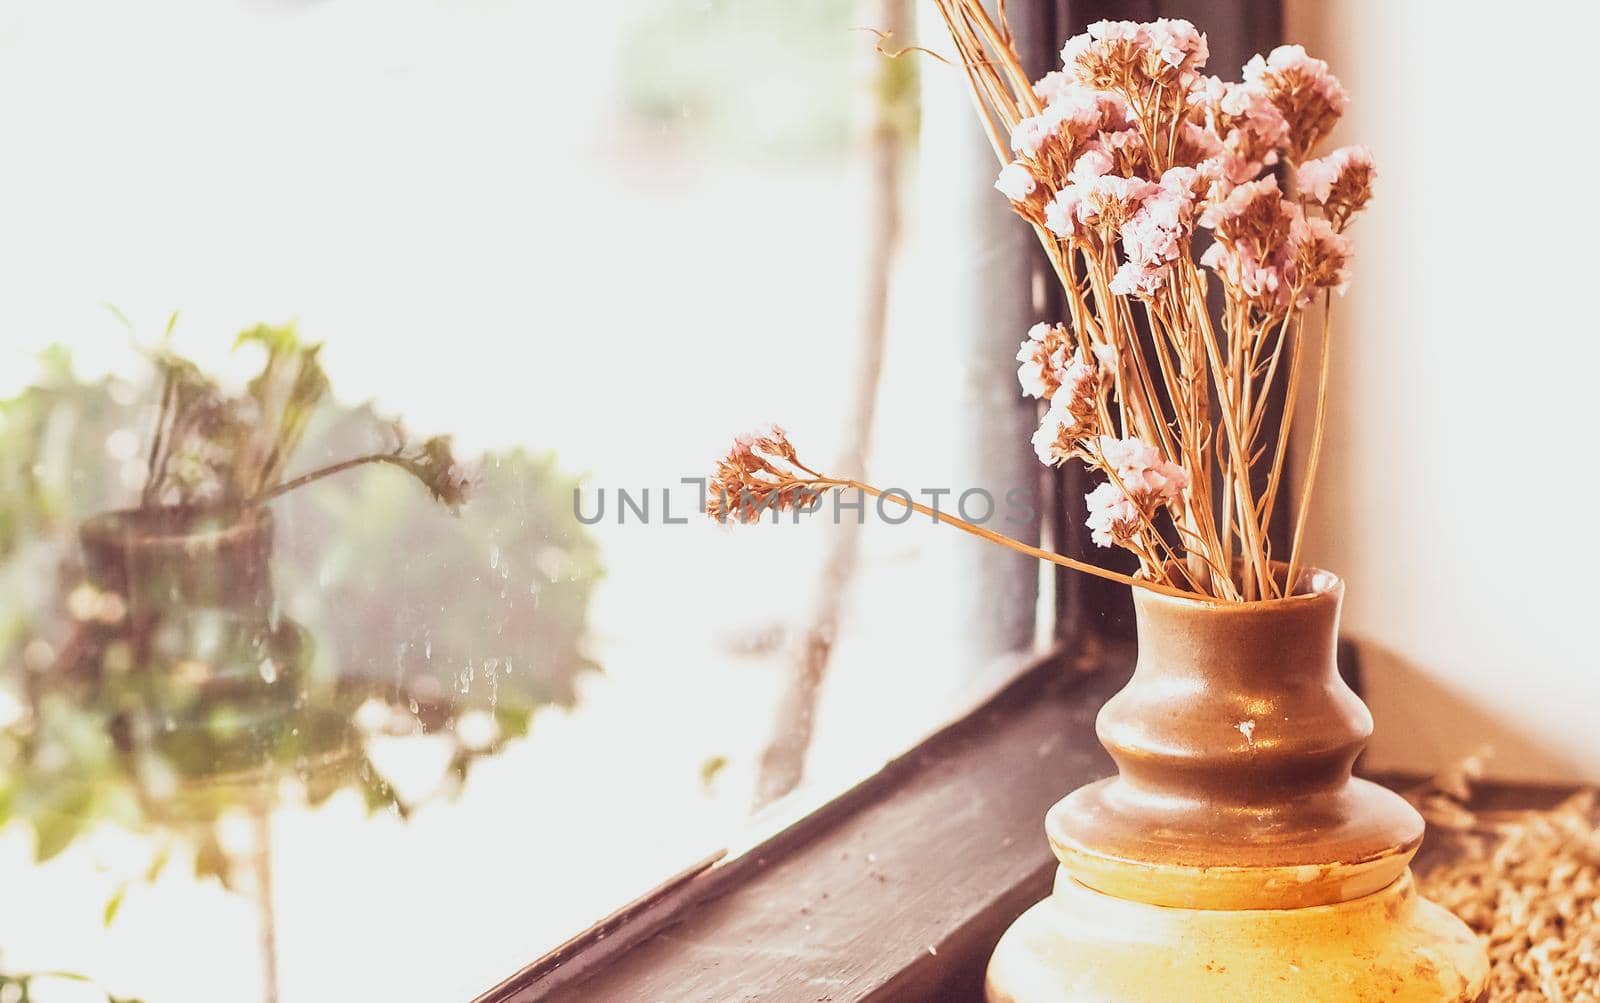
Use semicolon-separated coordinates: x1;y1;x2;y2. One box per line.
1285;0;1600;782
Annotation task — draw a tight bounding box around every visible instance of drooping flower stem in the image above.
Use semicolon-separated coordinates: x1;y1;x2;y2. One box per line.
839;479;1204;600
250;452;411;504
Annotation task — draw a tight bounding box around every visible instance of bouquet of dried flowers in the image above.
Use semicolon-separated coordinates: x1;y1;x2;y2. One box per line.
706;7;1373;603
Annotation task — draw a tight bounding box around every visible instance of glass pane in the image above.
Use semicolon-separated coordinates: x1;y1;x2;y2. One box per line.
0;2;1000;999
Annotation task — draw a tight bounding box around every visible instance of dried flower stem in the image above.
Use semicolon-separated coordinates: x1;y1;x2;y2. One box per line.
839;478;1201;599
1286;293;1334;587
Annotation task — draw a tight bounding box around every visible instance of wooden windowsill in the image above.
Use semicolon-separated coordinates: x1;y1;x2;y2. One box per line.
476;640;1133;1003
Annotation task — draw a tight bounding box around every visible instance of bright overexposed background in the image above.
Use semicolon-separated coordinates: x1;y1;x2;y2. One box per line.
0;1;1007;1000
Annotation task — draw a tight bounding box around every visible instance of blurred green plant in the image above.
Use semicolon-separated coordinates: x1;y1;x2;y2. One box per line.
0;966;145;1003
0;337;599;889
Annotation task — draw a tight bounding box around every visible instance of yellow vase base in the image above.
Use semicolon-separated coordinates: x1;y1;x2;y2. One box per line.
986;868;1487;1003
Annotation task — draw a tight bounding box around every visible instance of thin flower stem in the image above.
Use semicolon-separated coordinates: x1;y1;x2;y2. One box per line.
1286;294;1335;589
249;453;409;506
958;0;1040;115
838;479;1205;600
1256;313;1306;525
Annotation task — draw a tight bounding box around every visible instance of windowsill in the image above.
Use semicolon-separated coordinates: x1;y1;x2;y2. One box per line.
475;638;1133;1002
476;635;1580;1003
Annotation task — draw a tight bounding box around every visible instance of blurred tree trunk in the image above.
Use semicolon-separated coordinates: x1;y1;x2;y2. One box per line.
251;807;280;1003
753;0;912;811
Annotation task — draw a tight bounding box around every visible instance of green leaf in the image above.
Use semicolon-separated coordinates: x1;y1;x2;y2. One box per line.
102;302;136;335
32;811;82;863
102;885;127;927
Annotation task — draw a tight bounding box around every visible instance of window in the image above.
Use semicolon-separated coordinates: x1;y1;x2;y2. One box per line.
0;2;1050;1000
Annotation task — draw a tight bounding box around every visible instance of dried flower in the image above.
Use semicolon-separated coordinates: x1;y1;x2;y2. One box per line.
1032;352;1106;464
1288;212;1353;300
1077;173;1161;234
1106;262;1163;298
1295;144;1375;225
1200;241;1290;316
1086;435;1188;543
1043;187;1085;241
1033;69;1075;107
1098;434;1189;503
1063;18;1208;95
1113;178;1196;296
1193;76;1290;169
405;435;476;512
1085;480;1143;547
995;161;1039;202
1015;322;1073;399
1243;44;1348;162
1009;115;1053;159
705;425;821;524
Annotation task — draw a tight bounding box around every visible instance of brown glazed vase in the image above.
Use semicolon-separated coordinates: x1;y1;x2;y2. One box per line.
985;566;1488;1003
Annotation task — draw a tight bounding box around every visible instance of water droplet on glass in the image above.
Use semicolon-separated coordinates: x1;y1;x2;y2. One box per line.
259;658;278;684
489;544;500;570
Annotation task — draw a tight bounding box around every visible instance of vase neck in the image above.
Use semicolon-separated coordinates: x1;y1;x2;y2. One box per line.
1045;570;1425;909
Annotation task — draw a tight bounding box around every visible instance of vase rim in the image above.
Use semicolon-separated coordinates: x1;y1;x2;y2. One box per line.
80;503;271;548
1137;561;1342;613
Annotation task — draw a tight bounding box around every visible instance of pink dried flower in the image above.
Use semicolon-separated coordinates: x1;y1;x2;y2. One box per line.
1085;480;1143;547
1174;120;1224;169
1015;322;1073;399
1199;175;1292;242
1078;173;1160;233
1288;212;1353;300
1243;44;1348;162
1146;18;1208;75
707;425;815;524
1033;69;1075;107
1098;435;1189;503
1084;434;1189;547
1096;125;1147;174
1063;18;1207;93
1042;86;1105;136
1200;241;1290;316
1044;188;1084;240
1010;115;1053;158
1295;144;1375;223
1032;353;1106;465
995;161;1039;202
1120;185;1196;271
1071;148;1115;183
1109;261;1167;298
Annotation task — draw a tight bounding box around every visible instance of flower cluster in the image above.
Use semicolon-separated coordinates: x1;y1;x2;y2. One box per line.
1242;45;1349;162
1062;18;1209;97
1296;144;1376;226
1015;321;1073;399
1085;436;1190;548
1031;347;1114;466
977;16;1369;593
705;425;820;524
402;435;477;513
711;11;1375;603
